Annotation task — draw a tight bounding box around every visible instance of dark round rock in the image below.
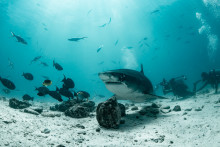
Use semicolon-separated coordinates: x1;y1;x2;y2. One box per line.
173;105;181;111
65;106;89;118
96;96;121;129
151;103;160;108
131;106;138;111
80;101;95;112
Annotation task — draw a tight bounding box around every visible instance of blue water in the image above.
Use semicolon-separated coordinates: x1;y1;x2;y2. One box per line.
0;0;219;102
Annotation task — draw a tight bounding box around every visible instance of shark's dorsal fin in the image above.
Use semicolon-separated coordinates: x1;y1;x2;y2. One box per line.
140;64;144;74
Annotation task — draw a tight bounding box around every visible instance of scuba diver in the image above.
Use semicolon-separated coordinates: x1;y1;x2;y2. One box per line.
157;75;195;98
194;69;220;94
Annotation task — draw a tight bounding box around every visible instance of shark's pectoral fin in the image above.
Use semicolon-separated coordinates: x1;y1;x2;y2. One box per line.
145;93;169;100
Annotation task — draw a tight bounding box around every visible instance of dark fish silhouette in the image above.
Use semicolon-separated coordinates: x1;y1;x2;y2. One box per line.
57;87;74;99
97;45;103;53
99;17;111;27
68;37;87;42
0;77;16;90
22;73;34;81
62;75;74;89
40;62;48;67
48;90;63;102
11;32;27;45
76;91;90;101
99;23;107;27
22;94;34;101
53;60;63;71
151;9;160;14
35;86;49;96
30;56;42;64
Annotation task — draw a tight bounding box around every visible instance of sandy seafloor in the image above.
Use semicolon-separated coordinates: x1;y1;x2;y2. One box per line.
0;92;220;147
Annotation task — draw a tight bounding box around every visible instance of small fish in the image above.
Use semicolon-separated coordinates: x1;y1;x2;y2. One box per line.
22;73;34;81
53;60;63;71
97;45;103;53
151;9;160;14
22;94;34;101
68;37;87;42
44;28;48;31
43;80;52;86
99;23;107;27
30;56;42;64
76;91;90;101
2;89;10;94
11;32;28;45
40;62;48;67
115;40;118;46
42;23;46;26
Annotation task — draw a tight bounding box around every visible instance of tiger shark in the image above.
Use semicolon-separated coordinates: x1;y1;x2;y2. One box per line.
98;64;167;102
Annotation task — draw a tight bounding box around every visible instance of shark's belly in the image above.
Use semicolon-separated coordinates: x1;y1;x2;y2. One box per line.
105;83;146;102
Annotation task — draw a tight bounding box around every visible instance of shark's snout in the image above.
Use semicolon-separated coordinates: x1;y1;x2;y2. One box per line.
98;72;120;83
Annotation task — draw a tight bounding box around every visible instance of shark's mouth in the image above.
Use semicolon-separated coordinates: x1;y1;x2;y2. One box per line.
105;81;122;85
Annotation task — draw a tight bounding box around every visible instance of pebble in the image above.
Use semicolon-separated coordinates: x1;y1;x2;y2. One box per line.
41;128;50;134
78;131;86;135
131;106;138;111
96;128;101;132
24;108;40;115
182;112;187;115
173;105;181;111
195;107;202;111
161;105;170;109
76;124;85;129
185;108;192;111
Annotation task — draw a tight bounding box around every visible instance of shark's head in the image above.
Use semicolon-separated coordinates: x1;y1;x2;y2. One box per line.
98;69;154;102
98;71;125;84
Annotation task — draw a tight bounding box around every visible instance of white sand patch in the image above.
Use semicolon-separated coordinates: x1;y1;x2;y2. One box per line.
0;93;220;146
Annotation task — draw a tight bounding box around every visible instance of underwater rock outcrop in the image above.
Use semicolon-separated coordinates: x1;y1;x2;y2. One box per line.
9;98;31;109
96;96;121;129
50;100;95;118
65;105;89;118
